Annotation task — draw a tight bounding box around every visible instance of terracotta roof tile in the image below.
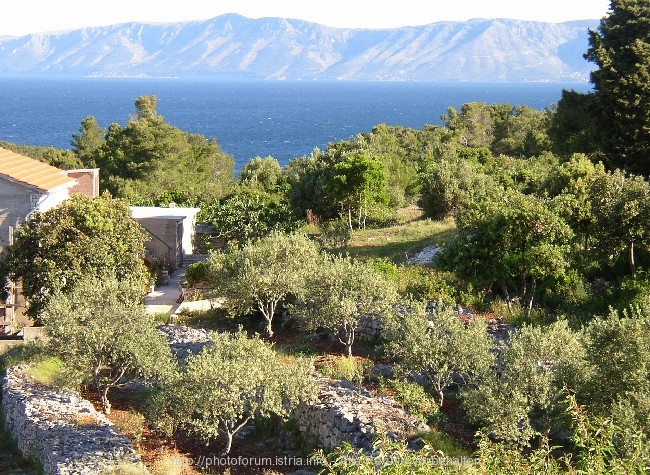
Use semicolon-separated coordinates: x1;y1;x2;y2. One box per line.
0;147;76;192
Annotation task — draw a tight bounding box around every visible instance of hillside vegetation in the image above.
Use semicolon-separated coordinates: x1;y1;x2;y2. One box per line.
1;1;649;473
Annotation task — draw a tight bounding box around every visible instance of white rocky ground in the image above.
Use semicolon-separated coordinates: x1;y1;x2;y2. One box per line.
407;246;440;265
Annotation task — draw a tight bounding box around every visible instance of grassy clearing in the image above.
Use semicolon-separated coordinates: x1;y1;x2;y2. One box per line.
1;342;49;371
314;355;373;386
330;217;456;263
24;356;65;386
1;342;76;391
420;428;473;458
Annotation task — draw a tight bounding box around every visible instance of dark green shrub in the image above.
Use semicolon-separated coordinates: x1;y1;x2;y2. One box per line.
390;379;439;423
184;261;211;285
396;265;461;304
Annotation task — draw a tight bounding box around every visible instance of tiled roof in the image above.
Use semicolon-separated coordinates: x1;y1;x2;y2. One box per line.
0;147;76;192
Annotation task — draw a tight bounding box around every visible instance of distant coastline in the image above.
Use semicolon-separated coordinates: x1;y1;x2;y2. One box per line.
0;16;597;82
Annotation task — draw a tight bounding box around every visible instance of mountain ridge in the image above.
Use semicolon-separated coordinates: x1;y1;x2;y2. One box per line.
0;14;599;81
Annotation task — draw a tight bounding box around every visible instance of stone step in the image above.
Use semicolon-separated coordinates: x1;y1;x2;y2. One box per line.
182;254;209;265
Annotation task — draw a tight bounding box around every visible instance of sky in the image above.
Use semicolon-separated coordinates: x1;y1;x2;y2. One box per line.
3;0;611;37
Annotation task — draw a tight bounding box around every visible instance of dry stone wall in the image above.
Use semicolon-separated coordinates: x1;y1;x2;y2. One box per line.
157;323;213;363
157;324;428;452
2;366;148;475
290;377;429;451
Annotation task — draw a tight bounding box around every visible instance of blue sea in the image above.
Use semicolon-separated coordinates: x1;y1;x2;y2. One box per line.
0;77;593;171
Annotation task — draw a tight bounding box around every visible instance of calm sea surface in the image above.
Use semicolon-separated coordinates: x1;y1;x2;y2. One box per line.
0;77;592;171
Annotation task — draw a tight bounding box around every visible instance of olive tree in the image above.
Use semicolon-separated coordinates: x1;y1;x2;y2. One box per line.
383;299;493;407
149;329;316;455
296;254;398;356
41;275;175;414
578;305;650;457
462;321;588;446
206;232;321;337
581;305;650;418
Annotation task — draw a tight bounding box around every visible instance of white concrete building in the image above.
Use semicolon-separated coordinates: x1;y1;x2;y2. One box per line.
130;205;201;269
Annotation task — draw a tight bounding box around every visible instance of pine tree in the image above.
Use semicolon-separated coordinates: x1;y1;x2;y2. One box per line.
585;0;650;175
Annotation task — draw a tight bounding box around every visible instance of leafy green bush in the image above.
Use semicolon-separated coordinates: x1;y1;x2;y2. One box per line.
368;257;399;283
580;305;650;424
395;266;461;304
184;260;212;285
315;436;475;475
615;272;650;309
318;217;352;249
389;379;439;422
462;320;587;446
418;157;493;220
146;255;174;285
317;395;650;474
539;268;592;312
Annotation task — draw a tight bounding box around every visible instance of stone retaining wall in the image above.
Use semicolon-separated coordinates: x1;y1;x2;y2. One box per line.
2;366;148;475
356;315;384;341
290;377;429;451
157;324;428;452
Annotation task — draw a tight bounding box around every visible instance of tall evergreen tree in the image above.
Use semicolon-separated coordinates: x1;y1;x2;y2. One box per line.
585;0;650;175
71;116;105;168
73;95;234;203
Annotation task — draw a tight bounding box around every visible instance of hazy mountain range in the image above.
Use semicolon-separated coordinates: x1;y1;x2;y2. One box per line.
0;14;599;81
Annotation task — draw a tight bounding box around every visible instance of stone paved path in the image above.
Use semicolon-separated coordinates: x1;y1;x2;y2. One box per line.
144;266;185;315
144;264;217;317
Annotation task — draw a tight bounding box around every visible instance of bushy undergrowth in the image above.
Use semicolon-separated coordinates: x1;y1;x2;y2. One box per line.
388;379;439;423
317;395;650;474
315;355;373;386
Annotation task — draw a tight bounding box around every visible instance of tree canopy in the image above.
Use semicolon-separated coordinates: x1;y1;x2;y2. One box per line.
206;232;322;337
436;190;573;318
73;95;234;203
586;0;650;175
296;254;398;356
149;329;316;455
328;152;389;230
384;299;493;407
553;0;650;176
41;275;175;414
0;194;151;322
462;321;587;446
